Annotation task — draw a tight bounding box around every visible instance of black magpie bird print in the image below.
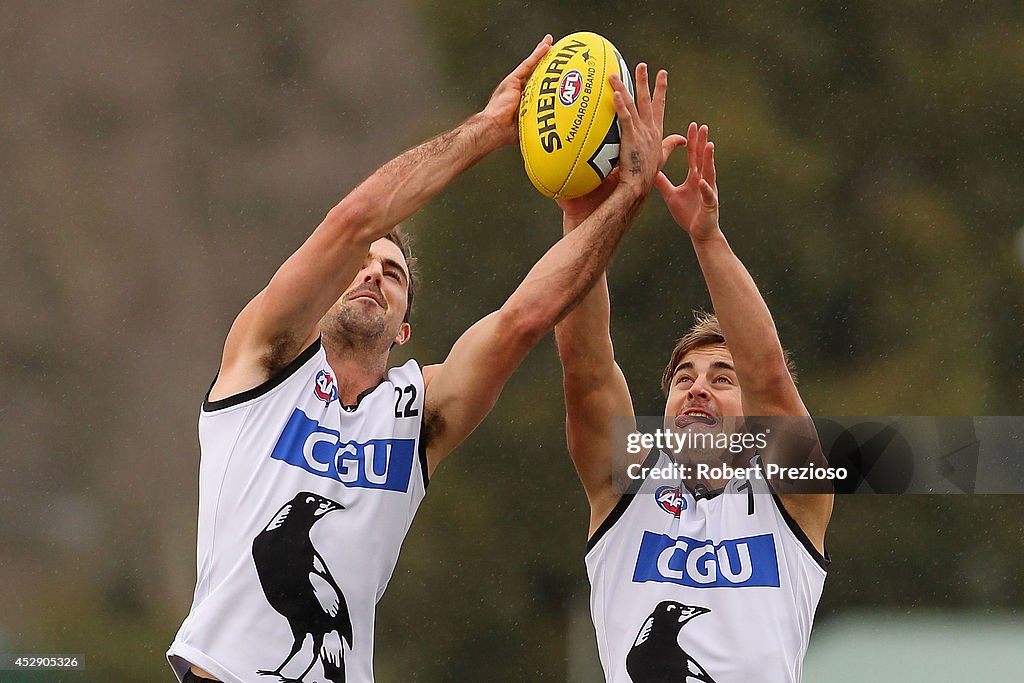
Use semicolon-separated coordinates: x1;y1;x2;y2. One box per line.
253;492;352;683
626;601;716;682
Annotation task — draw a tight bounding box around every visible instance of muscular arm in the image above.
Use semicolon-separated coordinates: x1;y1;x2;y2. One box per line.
549;178;636;534
659;123;832;552
210;37;554;400
554;252;636;534
554;132;687;534
422;183;647;472
691;230;832;553
421;66;673;476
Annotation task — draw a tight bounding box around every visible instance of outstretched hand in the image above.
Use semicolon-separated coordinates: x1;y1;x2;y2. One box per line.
611;63;674;200
656;122;720;241
482;35;553;147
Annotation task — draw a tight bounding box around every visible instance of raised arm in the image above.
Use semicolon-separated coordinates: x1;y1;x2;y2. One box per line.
421;65;675;477
554;184;636;533
656;122;832;551
209;36;555;401
554;130;686;533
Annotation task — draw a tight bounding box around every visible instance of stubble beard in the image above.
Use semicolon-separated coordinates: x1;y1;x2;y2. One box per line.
322;300;390;351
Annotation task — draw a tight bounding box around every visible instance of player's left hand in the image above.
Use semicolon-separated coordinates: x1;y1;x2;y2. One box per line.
481;34;553;147
656;122;720;241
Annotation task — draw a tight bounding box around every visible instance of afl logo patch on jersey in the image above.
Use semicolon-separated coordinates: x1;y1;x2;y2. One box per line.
313;370;338;405
655;486;686;517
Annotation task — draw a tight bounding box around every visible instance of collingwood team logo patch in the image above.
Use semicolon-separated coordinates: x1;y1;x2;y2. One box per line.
314;369;338;405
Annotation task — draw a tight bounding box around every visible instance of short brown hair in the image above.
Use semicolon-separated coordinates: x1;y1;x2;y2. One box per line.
384;226;418;323
660;311;797;394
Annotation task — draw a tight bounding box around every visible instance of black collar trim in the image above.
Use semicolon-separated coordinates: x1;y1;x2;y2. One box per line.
686;482;727;501
340;381;385;412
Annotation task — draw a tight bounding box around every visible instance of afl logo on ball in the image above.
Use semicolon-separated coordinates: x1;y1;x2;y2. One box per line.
559;70;583;106
655;486;686;517
313;369;338;405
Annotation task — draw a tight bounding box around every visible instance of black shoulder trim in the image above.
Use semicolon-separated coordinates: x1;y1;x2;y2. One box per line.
586;489;634;554
405;359;428;489
755;458;831;572
586;448;660;554
410;359;430;489
202;338;322;412
418;435;430;490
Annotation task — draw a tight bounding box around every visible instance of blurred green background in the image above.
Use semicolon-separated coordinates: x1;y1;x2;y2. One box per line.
2;1;1023;681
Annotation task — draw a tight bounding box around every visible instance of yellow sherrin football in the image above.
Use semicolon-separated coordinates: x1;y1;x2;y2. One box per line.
518;32;633;199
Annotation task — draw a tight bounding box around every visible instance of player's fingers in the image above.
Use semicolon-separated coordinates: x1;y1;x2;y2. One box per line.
633;63;652;122
699;178;717;207
511;34;553;80
612;90;635;143
695;124;708;175
655;170;676;197
705;140;717;189
652;70;668;132
686;122;699;178
610;73;640;124
610;72;639;117
661;134;686;166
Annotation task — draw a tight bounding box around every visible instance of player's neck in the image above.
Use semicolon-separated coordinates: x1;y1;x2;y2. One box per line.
680;448;751;495
322;340;390;405
683;475;730;495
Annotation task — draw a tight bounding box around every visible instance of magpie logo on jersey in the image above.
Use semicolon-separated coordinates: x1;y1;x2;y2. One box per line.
626;601;716;683
655;486;686;517
252;492;352;683
313;370;338;405
270;409;415;492
632;531;781;588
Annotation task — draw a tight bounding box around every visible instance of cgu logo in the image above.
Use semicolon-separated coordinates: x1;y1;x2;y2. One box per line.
270;409;414;492
632;531;781;588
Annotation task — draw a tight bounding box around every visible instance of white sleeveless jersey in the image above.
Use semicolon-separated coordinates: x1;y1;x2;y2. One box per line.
168;339;428;683
585;451;828;683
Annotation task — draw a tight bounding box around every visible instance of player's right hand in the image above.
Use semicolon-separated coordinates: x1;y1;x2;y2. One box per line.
610;63;672;199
